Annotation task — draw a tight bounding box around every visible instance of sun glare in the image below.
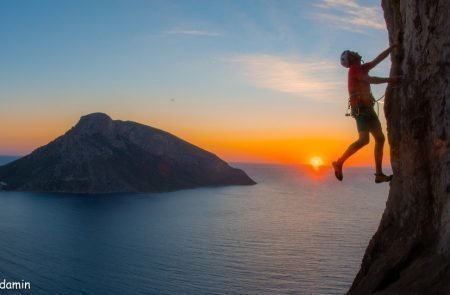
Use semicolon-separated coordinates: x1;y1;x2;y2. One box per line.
309;156;324;171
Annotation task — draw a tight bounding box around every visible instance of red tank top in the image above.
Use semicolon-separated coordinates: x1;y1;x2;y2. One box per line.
348;64;370;93
348;64;373;107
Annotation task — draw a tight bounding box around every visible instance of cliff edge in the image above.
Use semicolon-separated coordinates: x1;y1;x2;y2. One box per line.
349;1;450;294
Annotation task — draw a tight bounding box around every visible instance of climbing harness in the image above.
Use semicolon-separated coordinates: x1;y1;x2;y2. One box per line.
345;92;385;117
344;85;401;117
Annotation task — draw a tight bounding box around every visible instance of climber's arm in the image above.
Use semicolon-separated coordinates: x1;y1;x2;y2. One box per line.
364;44;399;70
365;76;401;84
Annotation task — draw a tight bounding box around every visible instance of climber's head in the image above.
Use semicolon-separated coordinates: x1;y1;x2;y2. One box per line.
340;50;361;68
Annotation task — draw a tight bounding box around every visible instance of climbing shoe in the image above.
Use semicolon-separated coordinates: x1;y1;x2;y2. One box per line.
375;173;393;183
332;161;343;181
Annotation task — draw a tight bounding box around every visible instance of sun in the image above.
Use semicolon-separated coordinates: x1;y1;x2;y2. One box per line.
309;156;324;171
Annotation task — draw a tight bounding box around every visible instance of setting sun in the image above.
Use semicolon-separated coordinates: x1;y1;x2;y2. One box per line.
309;156;324;170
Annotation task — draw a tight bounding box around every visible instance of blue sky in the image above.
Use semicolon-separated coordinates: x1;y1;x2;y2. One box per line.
1;0;392;164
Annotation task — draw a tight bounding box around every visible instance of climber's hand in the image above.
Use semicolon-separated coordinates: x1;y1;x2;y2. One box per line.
389;76;402;84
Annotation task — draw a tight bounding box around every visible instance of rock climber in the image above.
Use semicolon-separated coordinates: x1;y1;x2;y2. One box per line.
333;44;400;183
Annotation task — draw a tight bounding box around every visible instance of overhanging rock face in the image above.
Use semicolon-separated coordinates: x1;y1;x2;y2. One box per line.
348;1;450;294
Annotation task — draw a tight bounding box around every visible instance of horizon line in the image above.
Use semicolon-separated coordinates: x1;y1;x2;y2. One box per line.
0;154;391;169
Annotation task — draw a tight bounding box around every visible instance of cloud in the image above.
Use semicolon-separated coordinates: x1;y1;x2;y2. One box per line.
231;54;344;101
315;0;385;32
136;28;221;42
166;28;221;37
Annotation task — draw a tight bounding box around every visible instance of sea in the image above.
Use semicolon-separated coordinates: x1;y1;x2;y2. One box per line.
0;157;389;295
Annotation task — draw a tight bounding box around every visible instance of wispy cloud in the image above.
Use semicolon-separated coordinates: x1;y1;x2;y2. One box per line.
166;28;221;37
315;0;385;32
231;54;344;101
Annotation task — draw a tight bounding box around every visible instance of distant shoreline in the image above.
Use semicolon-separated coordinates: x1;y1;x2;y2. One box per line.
0;156;390;170
0;156;21;166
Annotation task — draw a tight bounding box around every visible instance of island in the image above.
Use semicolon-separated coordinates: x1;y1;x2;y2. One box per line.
0;113;256;193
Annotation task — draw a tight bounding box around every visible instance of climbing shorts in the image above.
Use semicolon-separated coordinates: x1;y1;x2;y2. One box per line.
354;107;381;132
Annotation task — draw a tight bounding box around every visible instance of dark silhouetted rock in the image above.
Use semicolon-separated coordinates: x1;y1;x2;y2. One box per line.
0;113;256;193
348;1;450;294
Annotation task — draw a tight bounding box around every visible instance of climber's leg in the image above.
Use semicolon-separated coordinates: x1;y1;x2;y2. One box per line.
370;124;385;175
333;131;370;181
369;116;392;183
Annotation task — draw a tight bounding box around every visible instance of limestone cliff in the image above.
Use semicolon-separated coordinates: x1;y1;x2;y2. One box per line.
0;113;256;193
349;1;450;294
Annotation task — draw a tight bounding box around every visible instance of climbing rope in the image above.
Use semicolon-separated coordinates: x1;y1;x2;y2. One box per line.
372;85;401;116
374;94;385;117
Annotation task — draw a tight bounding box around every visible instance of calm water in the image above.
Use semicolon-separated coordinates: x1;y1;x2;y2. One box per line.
0;161;389;295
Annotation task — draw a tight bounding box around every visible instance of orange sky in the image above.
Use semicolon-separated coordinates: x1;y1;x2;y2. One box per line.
0;114;390;167
190;134;390;167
